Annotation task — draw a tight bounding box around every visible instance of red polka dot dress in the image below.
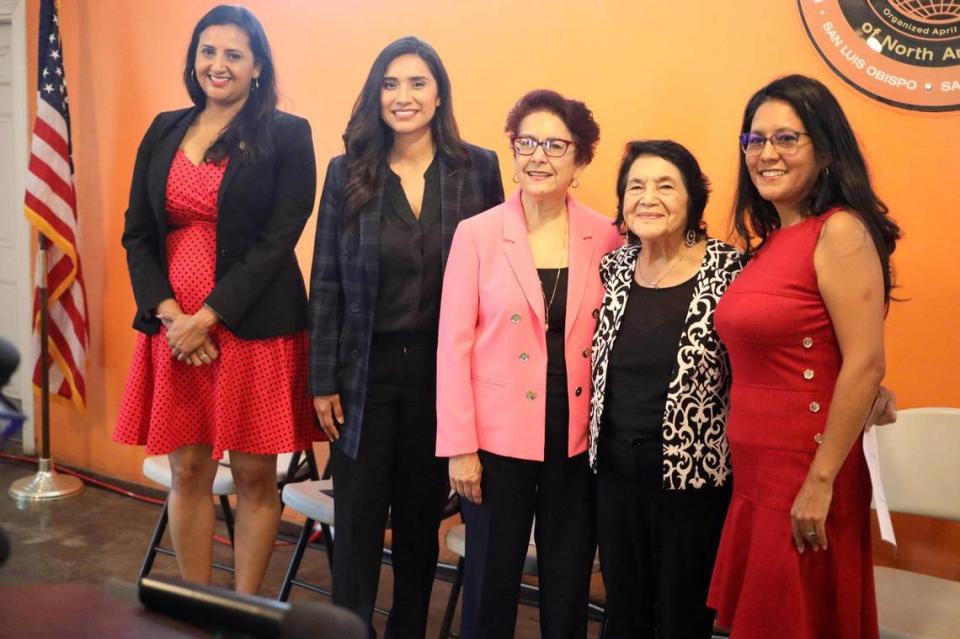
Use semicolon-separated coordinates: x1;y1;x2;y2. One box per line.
114;150;317;459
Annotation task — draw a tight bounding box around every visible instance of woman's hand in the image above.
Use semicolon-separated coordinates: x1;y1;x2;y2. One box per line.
867;385;897;427
159;306;218;360
183;337;219;367
449;453;483;505
790;474;833;553
155;298;183;317
313;394;343;441
156;306;216;366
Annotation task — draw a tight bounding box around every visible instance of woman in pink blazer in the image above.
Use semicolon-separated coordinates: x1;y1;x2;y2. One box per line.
436;90;622;639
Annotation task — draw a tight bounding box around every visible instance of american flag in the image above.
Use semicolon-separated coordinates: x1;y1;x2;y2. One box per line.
24;0;88;411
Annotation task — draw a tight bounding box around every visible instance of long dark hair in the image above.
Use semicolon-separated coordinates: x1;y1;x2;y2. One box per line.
182;5;277;162
614;140;711;245
733;74;900;300
342;36;469;217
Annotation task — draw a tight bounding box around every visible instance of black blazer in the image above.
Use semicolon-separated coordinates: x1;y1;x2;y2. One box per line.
309;144;504;459
121;107;317;339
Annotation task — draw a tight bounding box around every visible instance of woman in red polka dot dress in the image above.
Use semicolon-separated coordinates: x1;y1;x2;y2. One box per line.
114;5;319;594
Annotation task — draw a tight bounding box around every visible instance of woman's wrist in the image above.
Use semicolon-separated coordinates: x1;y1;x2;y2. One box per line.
806;462;837;486
155;298;181;316
195;305;220;330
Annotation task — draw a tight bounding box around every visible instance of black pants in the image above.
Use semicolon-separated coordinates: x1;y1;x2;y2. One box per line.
595;435;730;639
331;334;449;639
459;384;595;639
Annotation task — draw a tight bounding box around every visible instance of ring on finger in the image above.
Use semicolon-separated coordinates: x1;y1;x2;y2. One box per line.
804;531;817;538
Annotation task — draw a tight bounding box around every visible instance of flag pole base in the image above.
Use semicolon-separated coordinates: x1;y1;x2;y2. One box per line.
9;458;83;502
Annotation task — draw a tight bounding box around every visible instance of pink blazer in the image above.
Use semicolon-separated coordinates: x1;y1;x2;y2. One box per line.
436;191;623;461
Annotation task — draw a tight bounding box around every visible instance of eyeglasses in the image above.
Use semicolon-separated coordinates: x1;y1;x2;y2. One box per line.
512;135;574;158
739;130;811;156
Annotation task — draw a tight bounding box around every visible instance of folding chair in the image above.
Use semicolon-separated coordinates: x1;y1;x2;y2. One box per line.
139;451;312;580
872;407;960;638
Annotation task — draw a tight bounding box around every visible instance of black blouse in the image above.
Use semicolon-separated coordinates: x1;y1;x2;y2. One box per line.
538;268;568;384
373;156;442;335
602;275;696;444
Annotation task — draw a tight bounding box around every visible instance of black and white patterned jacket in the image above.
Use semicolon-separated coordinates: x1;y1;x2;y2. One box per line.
588;239;748;489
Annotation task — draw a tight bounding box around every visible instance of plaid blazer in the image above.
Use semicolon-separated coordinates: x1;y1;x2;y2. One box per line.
309;144;504;458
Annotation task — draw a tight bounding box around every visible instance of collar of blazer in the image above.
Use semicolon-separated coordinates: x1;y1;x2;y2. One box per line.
500;189;597;340
147;107;249;223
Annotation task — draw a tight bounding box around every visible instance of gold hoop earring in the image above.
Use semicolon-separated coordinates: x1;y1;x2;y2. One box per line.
512;173;520;183
571;178;580;189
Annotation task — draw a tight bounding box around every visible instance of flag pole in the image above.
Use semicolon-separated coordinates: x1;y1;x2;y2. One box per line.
9;235;83;502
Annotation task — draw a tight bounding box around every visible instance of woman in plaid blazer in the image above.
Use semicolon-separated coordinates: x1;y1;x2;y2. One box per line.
308;37;503;638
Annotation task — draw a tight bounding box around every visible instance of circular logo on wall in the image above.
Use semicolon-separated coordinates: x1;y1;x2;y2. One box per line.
798;0;960;111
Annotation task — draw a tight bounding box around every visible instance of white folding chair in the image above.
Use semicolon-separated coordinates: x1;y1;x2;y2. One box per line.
139;451;302;579
276;477;337;601
872;407;960;638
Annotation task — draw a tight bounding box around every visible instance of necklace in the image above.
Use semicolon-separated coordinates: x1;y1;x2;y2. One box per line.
634;242;691;289
540;219;568;331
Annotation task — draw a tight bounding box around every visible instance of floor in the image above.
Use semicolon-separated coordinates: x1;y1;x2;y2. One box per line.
0;456;603;638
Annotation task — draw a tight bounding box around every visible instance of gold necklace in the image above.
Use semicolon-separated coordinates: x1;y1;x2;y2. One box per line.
634;242;691;289
541;218;568;331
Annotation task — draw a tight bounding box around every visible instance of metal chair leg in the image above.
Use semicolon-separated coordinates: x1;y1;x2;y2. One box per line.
278;517;316;601
138;498;169;580
320;522;335;568
438;556;465;639
219;495;235;546
274;448;341;603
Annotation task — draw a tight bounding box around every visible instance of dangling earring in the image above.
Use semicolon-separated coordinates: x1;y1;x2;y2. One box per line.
684;229;697;247
512;173;520;183
252;77;260;92
571;178;580;189
191;69;197;84
823;166;830;178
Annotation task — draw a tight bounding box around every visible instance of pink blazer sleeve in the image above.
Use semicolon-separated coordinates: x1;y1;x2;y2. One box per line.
436;221;481;457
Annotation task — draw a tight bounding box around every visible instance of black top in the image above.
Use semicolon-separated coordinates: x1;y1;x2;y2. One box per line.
538;268;568;384
602;275;697;444
373;156;442;335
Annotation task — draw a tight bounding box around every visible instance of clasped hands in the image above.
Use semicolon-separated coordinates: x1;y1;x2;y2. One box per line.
156;299;219;367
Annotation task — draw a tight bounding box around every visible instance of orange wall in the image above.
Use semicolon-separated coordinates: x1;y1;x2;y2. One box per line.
26;0;960;485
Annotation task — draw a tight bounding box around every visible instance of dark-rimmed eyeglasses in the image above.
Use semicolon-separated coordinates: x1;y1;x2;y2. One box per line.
512;136;574;158
739;130;811;156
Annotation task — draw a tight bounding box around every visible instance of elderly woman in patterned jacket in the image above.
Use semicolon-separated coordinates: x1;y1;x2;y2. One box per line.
588;139;744;639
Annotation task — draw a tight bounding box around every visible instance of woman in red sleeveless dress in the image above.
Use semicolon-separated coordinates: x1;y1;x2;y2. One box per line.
707;75;900;637
114;6;318;593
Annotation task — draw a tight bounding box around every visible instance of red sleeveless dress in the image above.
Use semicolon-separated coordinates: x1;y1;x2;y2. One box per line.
707;210;877;638
114;150;317;459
